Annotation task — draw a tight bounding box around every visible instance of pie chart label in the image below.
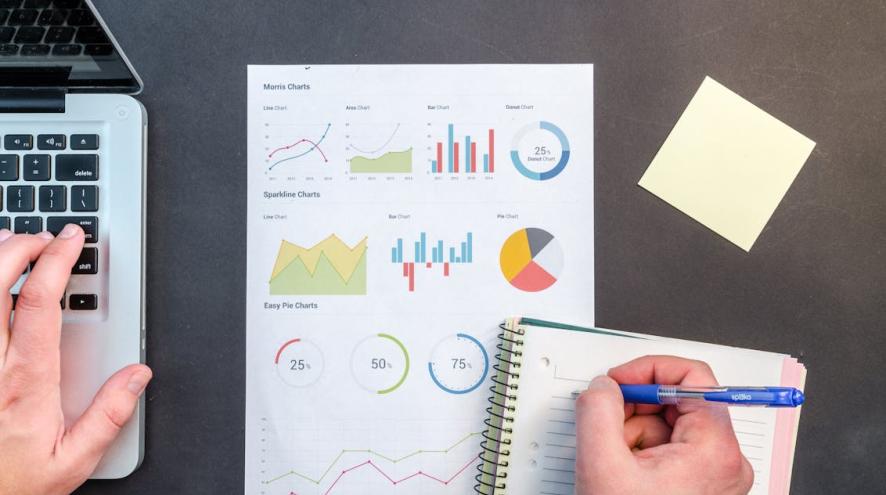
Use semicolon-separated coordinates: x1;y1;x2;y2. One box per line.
500;228;563;292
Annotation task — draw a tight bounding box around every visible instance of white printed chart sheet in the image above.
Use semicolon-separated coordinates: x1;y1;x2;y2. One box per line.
245;64;594;495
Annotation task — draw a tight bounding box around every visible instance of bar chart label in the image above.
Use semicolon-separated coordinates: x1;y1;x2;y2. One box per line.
510;121;571;180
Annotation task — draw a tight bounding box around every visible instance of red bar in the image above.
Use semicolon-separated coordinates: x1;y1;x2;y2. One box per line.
471;142;477;173
488;129;495;173
426;262;432;268
443;262;450;277
454;142;460;173
408;263;415;292
403;262;408;277
436;142;443;173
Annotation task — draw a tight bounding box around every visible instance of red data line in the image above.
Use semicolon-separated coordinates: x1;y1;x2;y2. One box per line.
488;129;495;173
319;455;479;495
268;138;329;162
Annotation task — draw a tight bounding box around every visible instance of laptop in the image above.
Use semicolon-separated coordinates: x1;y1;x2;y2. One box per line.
1;0;146;479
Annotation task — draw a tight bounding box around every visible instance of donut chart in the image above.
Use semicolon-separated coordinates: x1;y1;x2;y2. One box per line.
500;228;563;292
274;338;324;388
427;333;490;394
510;121;571;181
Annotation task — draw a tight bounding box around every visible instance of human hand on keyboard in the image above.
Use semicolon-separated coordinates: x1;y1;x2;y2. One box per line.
0;226;152;495
574;356;753;495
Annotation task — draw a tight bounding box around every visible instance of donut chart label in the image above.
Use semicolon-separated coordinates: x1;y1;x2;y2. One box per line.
510;121;571;181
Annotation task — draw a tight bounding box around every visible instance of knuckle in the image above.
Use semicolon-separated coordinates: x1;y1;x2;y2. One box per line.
16;280;54;312
101;403;130;431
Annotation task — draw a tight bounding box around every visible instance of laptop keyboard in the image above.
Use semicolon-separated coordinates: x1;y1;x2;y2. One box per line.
1;131;100;311
0;0;111;57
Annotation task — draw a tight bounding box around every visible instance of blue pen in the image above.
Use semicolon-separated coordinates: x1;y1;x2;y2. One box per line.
619;385;805;407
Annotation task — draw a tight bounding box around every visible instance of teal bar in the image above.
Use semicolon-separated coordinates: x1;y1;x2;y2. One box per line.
467;232;473;262
431;159;437;174
437;240;443;263
449;247;455;262
397;239;403;263
483;154;489;173
465;135;471;174
420;232;427;263
391;246;397;263
460;241;466;262
448;124;454;173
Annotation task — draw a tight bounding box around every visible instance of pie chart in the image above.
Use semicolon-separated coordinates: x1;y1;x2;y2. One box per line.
499;228;564;292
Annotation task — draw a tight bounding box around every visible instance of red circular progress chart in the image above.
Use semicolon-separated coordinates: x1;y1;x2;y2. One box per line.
499;227;564;292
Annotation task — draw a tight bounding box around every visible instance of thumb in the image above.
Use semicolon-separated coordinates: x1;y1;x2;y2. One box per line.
575;376;633;485
60;364;152;471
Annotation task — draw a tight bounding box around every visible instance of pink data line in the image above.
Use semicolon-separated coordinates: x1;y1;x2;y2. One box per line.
268;138;329;162
285;454;479;495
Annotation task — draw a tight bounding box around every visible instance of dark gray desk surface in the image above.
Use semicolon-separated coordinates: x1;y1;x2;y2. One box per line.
77;1;886;493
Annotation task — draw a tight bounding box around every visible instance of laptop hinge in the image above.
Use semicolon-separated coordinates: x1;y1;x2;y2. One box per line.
0;88;66;113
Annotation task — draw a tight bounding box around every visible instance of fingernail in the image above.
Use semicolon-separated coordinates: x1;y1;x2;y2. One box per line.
0;229;12;243
59;224;80;239
37;230;54;240
127;371;151;395
587;375;610;390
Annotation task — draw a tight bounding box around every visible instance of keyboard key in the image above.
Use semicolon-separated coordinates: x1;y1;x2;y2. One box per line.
7;185;34;212
13;216;41;234
0;9;9;23
75;26;107;44
47;216;96;243
20;43;50;56
0;27;14;43
70;185;97;211
55;154;97;181
23;154;50;181
0;216;8;230
23;0;51;7
9;8;38;25
65;8;92;25
69;294;97;310
15;26;45;43
44;26;73;43
37;134;65;150
0;44;19;56
5;134;33;150
38;185;65;212
70;134;98;150
0;155;17;180
84;43;113;56
51;43;81;56
0;1;19;8
37;8;67;25
72;247;96;274
53;0;82;8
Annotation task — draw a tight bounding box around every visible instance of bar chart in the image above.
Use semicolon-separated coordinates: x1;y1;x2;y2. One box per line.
430;124;495;174
390;232;474;291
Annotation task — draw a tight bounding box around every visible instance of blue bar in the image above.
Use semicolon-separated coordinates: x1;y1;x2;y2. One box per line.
460;241;466;263
397;239;403;263
437;241;443;263
431;159;437;174
467;233;473;262
448;124;454;173
415;242;420;263
465;135;471;174
420;232;427;263
483;154;489;173
449;247;455;263
391;246;397;263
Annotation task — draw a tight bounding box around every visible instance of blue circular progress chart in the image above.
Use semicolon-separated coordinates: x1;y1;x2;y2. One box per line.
428;333;490;394
510;121;571;181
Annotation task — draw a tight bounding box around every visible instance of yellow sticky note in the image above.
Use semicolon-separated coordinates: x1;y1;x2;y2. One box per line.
638;76;815;251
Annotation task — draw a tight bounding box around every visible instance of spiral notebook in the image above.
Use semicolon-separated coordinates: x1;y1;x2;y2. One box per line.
475;317;806;495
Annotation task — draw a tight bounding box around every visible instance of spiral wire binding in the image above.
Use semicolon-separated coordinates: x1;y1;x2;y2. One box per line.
474;319;525;494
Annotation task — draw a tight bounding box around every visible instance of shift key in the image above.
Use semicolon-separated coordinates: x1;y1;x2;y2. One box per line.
72;248;98;275
56;155;99;181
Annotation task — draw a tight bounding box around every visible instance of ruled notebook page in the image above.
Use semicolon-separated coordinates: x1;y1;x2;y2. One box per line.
504;326;786;495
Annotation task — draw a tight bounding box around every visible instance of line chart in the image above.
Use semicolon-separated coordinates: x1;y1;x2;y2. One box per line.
267;123;332;171
346;123;401;155
263;431;481;486
284;455;479;495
